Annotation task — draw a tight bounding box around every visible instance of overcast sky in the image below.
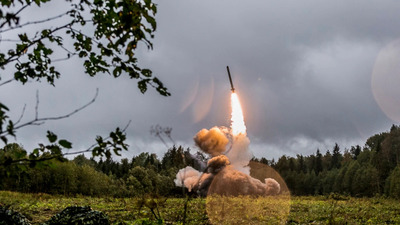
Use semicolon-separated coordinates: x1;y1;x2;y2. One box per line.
2;0;400;160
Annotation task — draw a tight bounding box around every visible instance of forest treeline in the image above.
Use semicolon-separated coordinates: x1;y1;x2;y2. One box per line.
1;125;400;198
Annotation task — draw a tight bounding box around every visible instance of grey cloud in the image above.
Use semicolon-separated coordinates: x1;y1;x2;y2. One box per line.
2;0;399;160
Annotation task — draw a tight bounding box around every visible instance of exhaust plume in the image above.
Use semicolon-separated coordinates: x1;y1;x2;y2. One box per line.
230;93;246;136
175;89;282;198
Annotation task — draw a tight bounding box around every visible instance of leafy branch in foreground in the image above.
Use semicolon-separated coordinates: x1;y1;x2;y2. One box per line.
0;0;169;162
0;121;130;167
0;0;169;95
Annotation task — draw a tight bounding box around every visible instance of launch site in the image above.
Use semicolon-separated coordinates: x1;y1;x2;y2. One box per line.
1;0;400;224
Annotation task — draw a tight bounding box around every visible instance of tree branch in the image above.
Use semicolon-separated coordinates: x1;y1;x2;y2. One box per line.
0;11;70;33
0;88;99;136
63;120;131;156
14;104;26;125
0;78;15;87
0;119;132;166
0;4;30;29
0;154;61;166
2;22;73;66
35;90;39;120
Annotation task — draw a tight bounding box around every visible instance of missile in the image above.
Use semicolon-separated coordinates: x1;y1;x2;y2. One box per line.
226;66;235;92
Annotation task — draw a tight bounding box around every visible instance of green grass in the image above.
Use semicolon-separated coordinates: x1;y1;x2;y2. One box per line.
1;191;400;224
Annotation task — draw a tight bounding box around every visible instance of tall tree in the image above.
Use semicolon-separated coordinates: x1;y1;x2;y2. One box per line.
385;165;400;199
296;154;306;173
323;150;332;171
350;145;362;160
331;143;342;169
315;149;323;175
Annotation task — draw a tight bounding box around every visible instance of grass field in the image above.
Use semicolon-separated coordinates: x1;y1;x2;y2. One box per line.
1;191;400;224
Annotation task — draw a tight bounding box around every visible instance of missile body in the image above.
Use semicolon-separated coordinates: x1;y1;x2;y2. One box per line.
226;66;235;92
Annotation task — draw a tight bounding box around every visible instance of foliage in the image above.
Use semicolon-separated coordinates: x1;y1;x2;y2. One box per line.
2;125;400;201
0;0;169;168
0;0;168;96
385;165;400;199
2;123;400;199
269;124;400;197
0;205;31;225
44;206;109;225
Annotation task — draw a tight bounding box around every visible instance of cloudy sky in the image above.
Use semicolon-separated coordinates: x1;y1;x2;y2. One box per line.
2;0;400;160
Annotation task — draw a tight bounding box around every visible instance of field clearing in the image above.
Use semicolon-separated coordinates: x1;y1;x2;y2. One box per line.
1;191;400;224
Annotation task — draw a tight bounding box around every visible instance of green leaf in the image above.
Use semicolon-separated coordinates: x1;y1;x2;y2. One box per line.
31;148;39;157
0;102;9;111
113;67;122;77
46;131;57;143
1;136;8;144
58;139;72;149
138;79;148;94
141;69;152;77
12;149;27;159
50;145;62;155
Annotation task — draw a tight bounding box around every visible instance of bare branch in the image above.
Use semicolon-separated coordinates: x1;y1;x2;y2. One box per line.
14;104;26;125
122;120;132;132
62;120;132;157
0;154;61;165
163;127;176;146
0;88;99;136
52;45;78;63
0;4;30;29
2;22;73;66
150;124;169;148
35;90;39;120
0;12;70;33
0;78;15;87
13;3;31;19
0;39;20;42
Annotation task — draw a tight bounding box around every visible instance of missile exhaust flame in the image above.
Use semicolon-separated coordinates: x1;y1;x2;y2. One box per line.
227;66;246;136
231;92;246;136
174;66;290;224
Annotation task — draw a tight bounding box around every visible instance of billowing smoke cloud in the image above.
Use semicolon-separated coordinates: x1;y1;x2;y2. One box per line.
265;178;281;195
174;166;201;192
208;165;281;196
194;127;229;157
207;154;230;173
175;126;281;197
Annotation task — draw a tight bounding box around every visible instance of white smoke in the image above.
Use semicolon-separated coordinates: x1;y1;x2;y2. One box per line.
265;178;281;195
174;126;281;196
225;134;252;175
174;166;202;192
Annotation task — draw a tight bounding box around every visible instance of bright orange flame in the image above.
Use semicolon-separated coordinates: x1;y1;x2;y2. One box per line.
231;92;246;136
